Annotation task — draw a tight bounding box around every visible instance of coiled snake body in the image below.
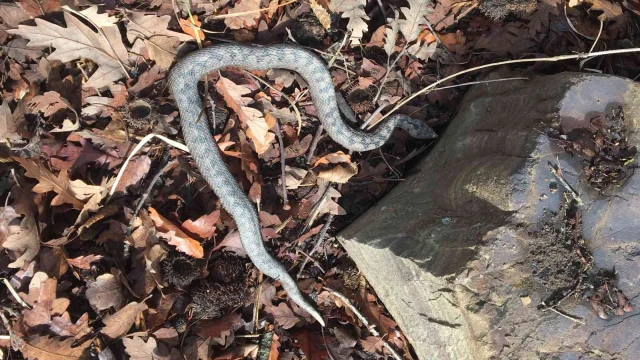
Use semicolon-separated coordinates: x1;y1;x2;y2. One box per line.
168;44;436;326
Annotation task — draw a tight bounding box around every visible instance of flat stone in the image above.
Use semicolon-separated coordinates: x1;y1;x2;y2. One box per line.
338;72;640;359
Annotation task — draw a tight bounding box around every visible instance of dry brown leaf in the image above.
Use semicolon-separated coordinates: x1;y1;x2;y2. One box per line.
329;0;370;44
86;273;124;311
123;336;159;360
398;0;432;43
224;0;261;29
67;254;103;269
583;0;623;20
2;214;39;268
216;76;272;149
16;0;60;17
21;335;90;360
310;0;332;29
283;166;308;190
13;157;85;209
125;12;193;69
101;301;148;340
29;91;72;117
0;101;26;144
312;151;358;183
149;207;204;258
23;277;57;329
114;155;151;193
0;206;21;244
8;12;129;89
6;38;42;62
179;16;205;41
265;302;300;329
182;210;220;238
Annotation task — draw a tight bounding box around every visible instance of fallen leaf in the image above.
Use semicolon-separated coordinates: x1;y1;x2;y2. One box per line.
114;155;151;193
182;210;220;239
224;0;261;29
13;157;84;209
21;335;89;360
313;151;358;183
67;254;103;269
398;0;432;43
8;12;129;89
86;273;124;311
2;214;39;268
309;0;332;29
101;301;148;340
6;38;42;62
15;0;61;18
216;76;272;148
123;336;159;360
265;303;300;329
583;0;623;20
149;207;204;258
0;101;26;143
29;91;72;117
329;0;370;44
125;12;192;69
179;15;205;41
68;179;104;201
283;166;308;190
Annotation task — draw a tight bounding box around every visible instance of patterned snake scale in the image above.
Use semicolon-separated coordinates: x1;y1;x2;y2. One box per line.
168;44;437;326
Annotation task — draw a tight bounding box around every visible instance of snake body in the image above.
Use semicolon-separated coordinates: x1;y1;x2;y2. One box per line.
168;44;436;326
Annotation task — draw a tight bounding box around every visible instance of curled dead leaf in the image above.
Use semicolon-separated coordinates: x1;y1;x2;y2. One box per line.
312;151;358;183
149;207;204;258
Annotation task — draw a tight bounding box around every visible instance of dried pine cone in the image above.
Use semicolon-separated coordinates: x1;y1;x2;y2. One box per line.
338;263;364;291
161;251;201;288
210;256;247;283
346;82;375;114
190;282;247;319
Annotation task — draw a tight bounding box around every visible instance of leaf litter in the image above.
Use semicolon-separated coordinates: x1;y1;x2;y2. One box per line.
0;0;639;358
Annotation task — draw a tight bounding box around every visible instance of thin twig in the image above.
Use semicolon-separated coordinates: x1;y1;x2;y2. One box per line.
253;272;264;334
324;287;403;360
297;214;334;279
548;160;584;206
377;47;640;125
306;124;324;164
541;306;585;325
128;159;178;234
2;278;30;309
274;121;290;210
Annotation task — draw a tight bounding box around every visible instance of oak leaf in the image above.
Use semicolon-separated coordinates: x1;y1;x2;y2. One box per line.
313;151;358;183
216;76;272;149
329;0;370;44
265;302;299;329
224;0;261;29
6;38;42;62
67;254;104;269
182;210;220;239
309;0;332;29
398;0;432;43
13;157;85;209
15;0;61;18
123;336;160;360
583;0;623;20
2;214;39;268
8;12;129;89
21;335;89;360
86;273;124;311
0;101;26;144
101;301;148;340
149;207;204;258
125;12;193;69
113;155;151;193
179;16;205;41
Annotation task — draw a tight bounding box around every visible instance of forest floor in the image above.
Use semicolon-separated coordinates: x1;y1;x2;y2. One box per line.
0;0;639;359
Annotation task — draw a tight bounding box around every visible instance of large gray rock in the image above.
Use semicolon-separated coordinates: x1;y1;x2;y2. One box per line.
338;72;640;359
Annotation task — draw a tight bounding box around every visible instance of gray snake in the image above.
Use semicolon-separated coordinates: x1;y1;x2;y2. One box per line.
168;44;436;326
